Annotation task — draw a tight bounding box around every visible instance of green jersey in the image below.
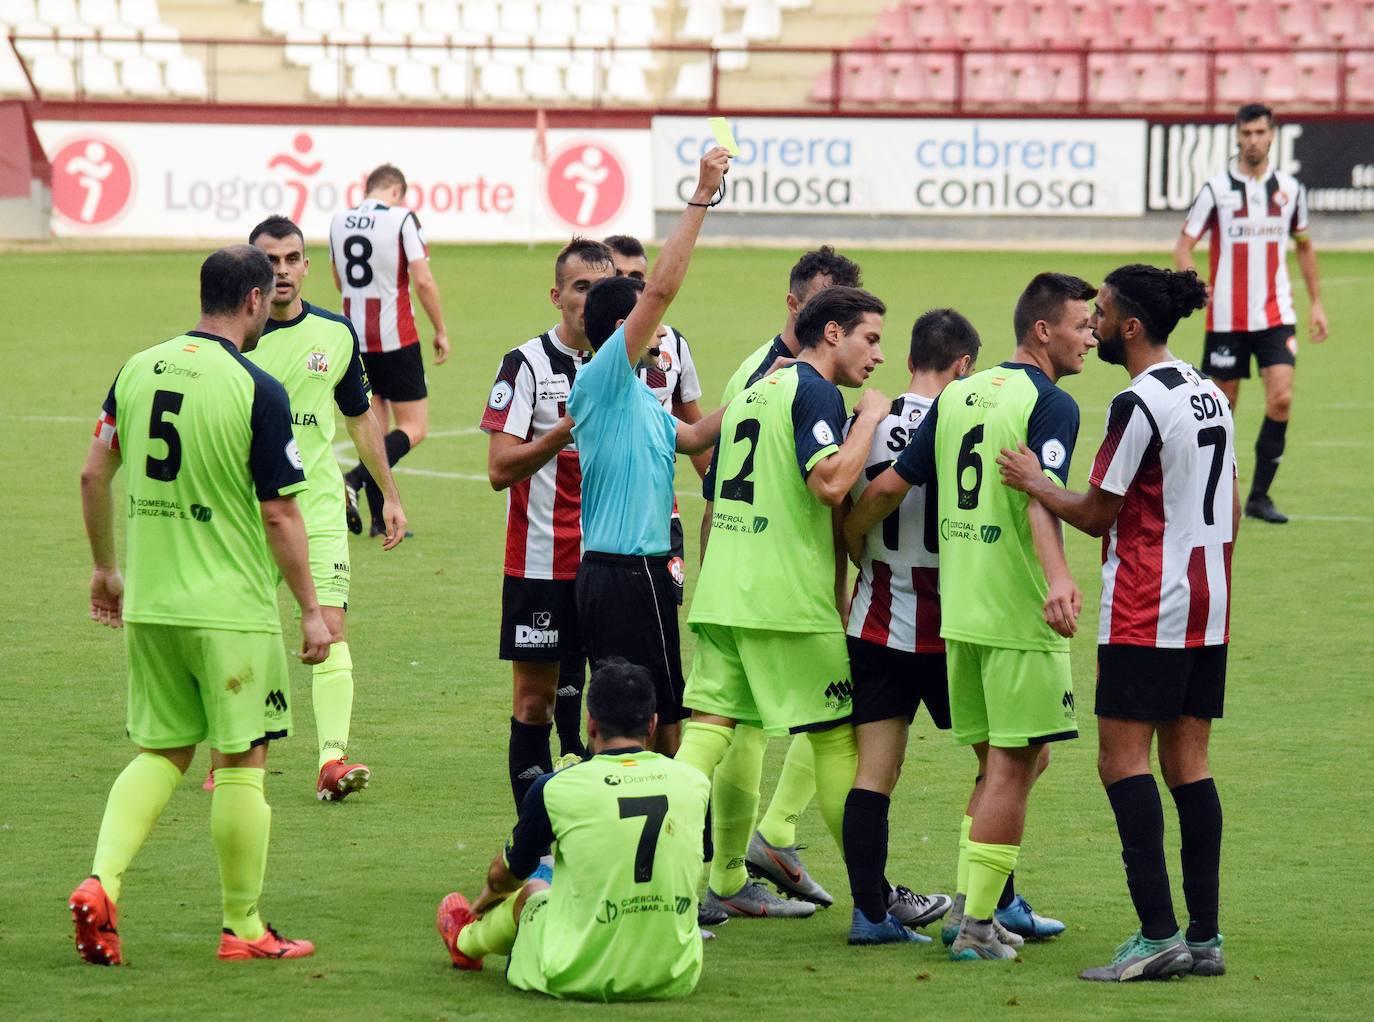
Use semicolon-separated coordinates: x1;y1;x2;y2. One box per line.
690;363;848;634
893;362;1080;652
99;332;307;631
503;748;710;1001
247;301;370;533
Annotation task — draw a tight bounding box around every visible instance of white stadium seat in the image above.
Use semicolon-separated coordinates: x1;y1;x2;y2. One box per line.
140;23;180;61
350;57;393;98
119;50;162;94
522;59;562;99
1;44;34;95
477;58;522;98
163;53;205;97
308;55;342;98
32;51;76;94
76;41;122;94
421;0;460;39
604;63;647;101
77;0;119;27
119;0;160;29
261;0;302;35
394;58;437;98
671;58;712;102
436;52;470;98
382;0;423;37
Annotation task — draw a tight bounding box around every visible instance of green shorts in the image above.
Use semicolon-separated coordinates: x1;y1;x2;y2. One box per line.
307;528;350;609
125;622;292;754
685;624;852;736
945;639;1077;748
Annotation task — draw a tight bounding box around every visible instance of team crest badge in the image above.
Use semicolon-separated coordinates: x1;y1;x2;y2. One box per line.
668;556;685;586
657;350;673;372
307;351;329;374
1274;190;1289;205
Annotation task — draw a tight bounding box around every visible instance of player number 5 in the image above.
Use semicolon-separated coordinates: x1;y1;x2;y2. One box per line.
146;389;184;482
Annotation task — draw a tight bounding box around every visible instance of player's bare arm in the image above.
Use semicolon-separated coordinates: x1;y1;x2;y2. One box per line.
843;464;910;561
487;418;574;490
1294;236;1329;342
675;404;725;455
997;441;1124;537
1026;498;1081;638
344;408;408;549
1172;233;1212;301
807;388;888;506
410;259;450;364
619;147;731;366
674;398;713;479
80;437;124;628
260;495;331;664
330;263;342;292
472;852;526;918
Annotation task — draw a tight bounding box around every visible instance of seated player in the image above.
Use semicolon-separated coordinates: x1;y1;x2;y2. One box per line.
437;658;710;1001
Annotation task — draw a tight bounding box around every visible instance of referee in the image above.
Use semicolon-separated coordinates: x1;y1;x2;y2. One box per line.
568;147;731;756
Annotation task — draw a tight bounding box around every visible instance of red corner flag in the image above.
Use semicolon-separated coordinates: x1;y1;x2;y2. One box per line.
532;109;549;167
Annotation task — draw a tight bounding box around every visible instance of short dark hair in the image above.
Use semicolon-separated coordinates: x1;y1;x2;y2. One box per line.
583;275;645;351
910;308;981;372
1103;264;1209;344
788;245;862;298
1236;103;1274;126
200;245;273;316
555;235;615;287
1012;272;1097;342
603;234;646;260
248;214;304;248
365;164;406;195
585;657;656;740
794;286;886;350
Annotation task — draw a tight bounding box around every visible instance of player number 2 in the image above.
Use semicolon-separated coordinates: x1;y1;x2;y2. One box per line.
618;794;668;883
719;418;761;504
956;425;984;510
343;235;374;288
145;389;184;482
1196;426;1225;526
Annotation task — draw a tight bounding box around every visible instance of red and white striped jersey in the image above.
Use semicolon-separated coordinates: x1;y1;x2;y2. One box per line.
1090;360;1236;649
1181;168;1309;333
329;197;429;353
636;326;703;412
846;393;943;653
480;328;589;580
636;325;703;524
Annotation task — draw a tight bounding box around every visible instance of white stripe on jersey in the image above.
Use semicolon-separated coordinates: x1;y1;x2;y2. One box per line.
480;328;588;580
845;393;943;653
329;198;429;353
1182;168;1308;332
1090;360;1236;649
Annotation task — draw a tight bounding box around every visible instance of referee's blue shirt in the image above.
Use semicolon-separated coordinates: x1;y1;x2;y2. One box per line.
569;324;677;555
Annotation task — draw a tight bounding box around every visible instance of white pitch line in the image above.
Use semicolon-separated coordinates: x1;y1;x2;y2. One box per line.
1281;514;1374;523
393;466;490;482
7;414;91;423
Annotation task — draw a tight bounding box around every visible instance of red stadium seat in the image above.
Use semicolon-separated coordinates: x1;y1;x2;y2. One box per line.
1172;53;1210;107
875;3;919;45
995;0;1033;47
1215;53;1262;104
1238;0;1284;44
1296;52;1339;102
1347;54;1374;104
1035;0;1075;44
913;2;959;46
1277;1;1325;44
1117;1;1155;39
954;0;995;43
849;60;892;102
1197;1;1242;44
1136;58;1176;102
1089;54;1133;103
1261;58;1300;101
1076;3;1114;41
1322;0;1366;40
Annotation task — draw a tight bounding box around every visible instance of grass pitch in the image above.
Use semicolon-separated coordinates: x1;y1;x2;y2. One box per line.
2;242;1371;1021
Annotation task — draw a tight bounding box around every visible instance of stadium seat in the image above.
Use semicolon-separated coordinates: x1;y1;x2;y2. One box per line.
995;0;1033;47
0;44;32;95
680;2;723;41
163;53;206;98
350;58;391;98
406;38;449;65
1322;0;1366;40
1197;0;1242;45
808;64;837;102
1296;52;1339;102
605;63;649;101
141;23;180;61
499;0;537;40
394;59;437;98
382;0;423;37
76;0;119;28
913;3;958;46
342;0;382;36
302;0;343;37
535;0;577;44
461;0;500;40
1347;54;1374;104
953;0;994;44
874;4;917;46
99;33;141;62
1277;2;1326;44
2;0;39;30
1215;53;1261;104
37;0;79;27
262;0;302;35
436;53;471;98
1135;58;1176;102
713;30;750;71
1261;58;1300;102
848;59;890;102
1239;0;1284;45
421;0;461;39
284;28;326;67
618;1;659;38
522;59;562;99
1075;3;1113;41
576;1;617;45
1172;53;1208;107
1089;55;1133;104
964;53;1010;104
477;57;522;99
31;50;76;95
119;49;162;94
1116;0;1155;39
564;54;598;100
672;58;713;101
1034;0;1075;44
119;0;159;29
76;42;122;95
740;0;782;40
307;56;342;98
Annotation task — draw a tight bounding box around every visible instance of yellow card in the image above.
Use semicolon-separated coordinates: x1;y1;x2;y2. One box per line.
708;117;740;157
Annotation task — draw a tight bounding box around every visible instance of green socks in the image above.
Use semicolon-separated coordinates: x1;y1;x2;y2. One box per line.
674;721;734;781
955;814;974;894
757;733;816;849
965;840;1020;921
456;897;520;959
804;725;857;851
708;727;765;896
91;751;183;902
312;641;354;770
211;767;270;940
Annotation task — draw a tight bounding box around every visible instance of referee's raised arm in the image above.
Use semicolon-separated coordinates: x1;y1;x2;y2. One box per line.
617;147;731;366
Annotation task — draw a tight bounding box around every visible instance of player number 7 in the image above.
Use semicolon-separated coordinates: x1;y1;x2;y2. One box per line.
618;794;668;883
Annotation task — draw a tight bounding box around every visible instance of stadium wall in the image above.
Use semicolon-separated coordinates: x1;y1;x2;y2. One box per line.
19;104;1374;247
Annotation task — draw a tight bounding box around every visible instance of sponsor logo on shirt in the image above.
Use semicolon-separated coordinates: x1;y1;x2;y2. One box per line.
1208;345;1237;370
1226;222;1288;240
940;518;1002;544
964;392;999;409
603;771;668;786
153;360;201;378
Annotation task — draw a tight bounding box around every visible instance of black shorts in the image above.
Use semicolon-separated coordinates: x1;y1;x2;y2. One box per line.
667;516;685;606
499;576;581;663
846;635;952;729
1202;326;1296;380
575;551;687;723
362;343;427;402
1095;644;1227;721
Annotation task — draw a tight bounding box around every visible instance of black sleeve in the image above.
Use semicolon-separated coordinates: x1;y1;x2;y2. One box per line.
1026;387;1080;485
504;772;556;880
249;373;307;500
334;321;371;417
790;371;847;479
892;398;939;486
